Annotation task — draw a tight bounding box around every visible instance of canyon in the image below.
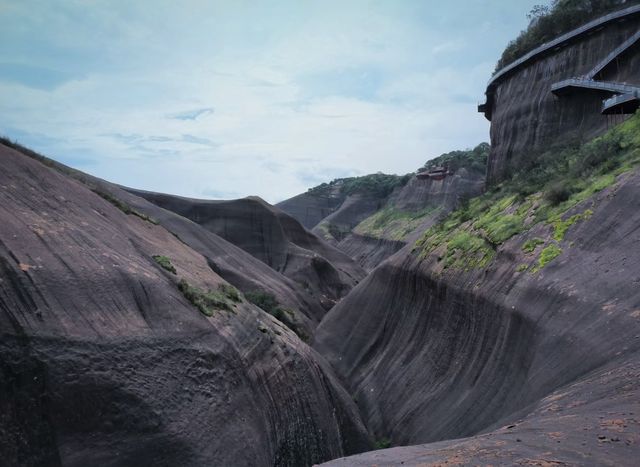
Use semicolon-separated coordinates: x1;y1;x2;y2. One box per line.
2;4;640;467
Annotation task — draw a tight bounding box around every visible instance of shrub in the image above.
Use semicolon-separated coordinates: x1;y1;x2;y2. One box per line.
245;290;280;315
522;238;545;254
245;290;305;339
218;283;241;302
374;438;391;450
307;173;411;199
178;279;231;316
419;142;489;175
152;255;177;274
544;183;571;206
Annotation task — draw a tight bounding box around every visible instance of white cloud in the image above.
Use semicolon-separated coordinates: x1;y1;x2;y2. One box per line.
0;1;531;203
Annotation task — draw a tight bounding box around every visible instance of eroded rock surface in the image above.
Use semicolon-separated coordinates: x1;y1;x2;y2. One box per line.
316;167;640;465
130;190;365;311
0;143;371;466
485;9;640;183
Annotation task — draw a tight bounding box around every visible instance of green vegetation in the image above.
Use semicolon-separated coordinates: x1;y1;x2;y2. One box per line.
419;143;489;175
93;190;159;225
340;173;412;197
345;143;488;245
552;210;592;241
522;238;545;254
516;263;529;272
415;111;640;272
537;244;563;270
245;290;281;316
178;279;233;316
219;283;241;302
245;290;308;341
354;206;439;241
152;255;177;274
374;438;391;450
443;231;495;269
308;173;411;199
496;0;640;71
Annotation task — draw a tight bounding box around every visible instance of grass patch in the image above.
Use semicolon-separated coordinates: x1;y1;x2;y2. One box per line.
354;206;439;241
537;244;562;270
152;255;177;274
551;210;593;242
178;279;232;316
443;231;495;269
415;112;640;272
516;263;529;272
522;238;545;254
245;290;307;341
374;438;391;450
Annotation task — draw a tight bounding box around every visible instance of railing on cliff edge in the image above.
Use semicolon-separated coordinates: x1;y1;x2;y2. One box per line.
478;4;640;120
586;29;640;79
551;78;640;95
602;91;640;114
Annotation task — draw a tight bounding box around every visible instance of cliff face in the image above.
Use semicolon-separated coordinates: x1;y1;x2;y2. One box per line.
276;186;345;230
130;190;365;311
486;10;640;183
312;192;388;244
389;167;484;212
334;168;485;270
316;163;640;465
0;143;371;466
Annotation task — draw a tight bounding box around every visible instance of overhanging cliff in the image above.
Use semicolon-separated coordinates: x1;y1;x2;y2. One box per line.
482;5;640;184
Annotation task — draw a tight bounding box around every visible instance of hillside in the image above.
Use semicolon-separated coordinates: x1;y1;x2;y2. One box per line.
481;3;640;184
281;144;487;270
317;106;640;466
3;3;640;466
127;190;365;312
0;141;371;466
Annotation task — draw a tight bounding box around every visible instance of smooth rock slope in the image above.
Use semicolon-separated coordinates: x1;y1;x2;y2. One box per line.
316;156;640;465
0;142;371;467
129;190;365;311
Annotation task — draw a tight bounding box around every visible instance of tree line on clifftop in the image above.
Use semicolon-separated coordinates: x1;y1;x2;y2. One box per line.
496;0;640;71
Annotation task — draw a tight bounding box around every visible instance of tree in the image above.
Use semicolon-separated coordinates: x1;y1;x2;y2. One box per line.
527;4;550;24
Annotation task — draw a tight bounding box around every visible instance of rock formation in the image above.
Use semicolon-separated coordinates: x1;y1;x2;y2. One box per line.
316;114;640;465
129;190;365;311
3;6;640;467
481;5;640;184
281;146;486;271
0;142;371;467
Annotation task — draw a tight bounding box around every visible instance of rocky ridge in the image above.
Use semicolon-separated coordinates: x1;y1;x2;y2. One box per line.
0;141;371;467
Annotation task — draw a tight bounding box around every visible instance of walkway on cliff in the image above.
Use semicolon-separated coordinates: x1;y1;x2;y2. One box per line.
478;4;640;120
551;78;640;96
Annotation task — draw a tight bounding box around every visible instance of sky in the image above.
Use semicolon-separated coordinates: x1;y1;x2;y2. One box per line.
0;0;539;203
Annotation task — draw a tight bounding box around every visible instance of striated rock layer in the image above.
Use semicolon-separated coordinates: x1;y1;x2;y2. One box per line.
276;185;346;230
316;167;640;465
129;190;365;311
484;8;640;183
336;168;485;270
0;143;371;466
